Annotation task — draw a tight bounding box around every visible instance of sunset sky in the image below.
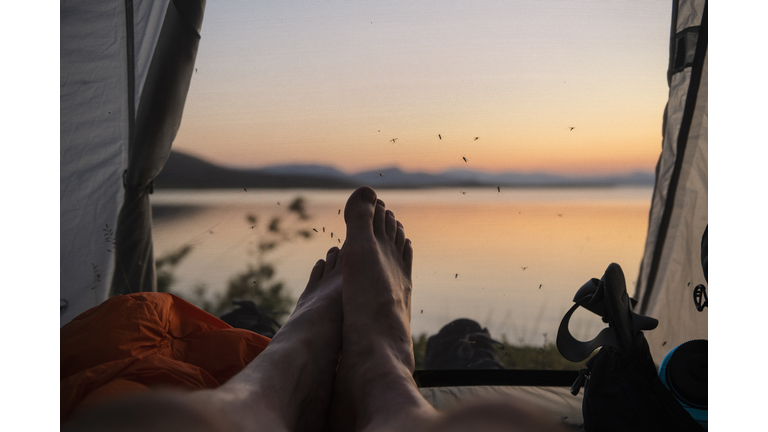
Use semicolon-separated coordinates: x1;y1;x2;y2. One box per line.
173;0;673;175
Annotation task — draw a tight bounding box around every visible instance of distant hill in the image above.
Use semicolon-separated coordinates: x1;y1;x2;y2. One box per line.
154;151;358;189
154;150;655;189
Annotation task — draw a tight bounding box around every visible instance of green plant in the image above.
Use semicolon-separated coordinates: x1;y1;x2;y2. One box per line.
155;196;312;324
411;331;592;371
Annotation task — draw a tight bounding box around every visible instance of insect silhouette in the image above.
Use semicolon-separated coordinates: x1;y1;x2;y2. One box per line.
455;274;458;278
462;157;468;163
662;341;667;346
522;267;528;271
195;68;198;73
569;127;576;131
338;239;341;243
438;134;442;140
474;137;480;141
331;232;334;238
390;138;398;144
539;284;542;289
497;186;501;193
338;209;341;215
250;226;255;229
313;228;318;232
243;188;248;192
421;310;423;314
379;173;383;177
323;227;325;232
461;191;466;195
277;202;281;205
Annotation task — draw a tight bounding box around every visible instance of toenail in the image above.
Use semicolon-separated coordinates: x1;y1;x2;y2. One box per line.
361;187;377;204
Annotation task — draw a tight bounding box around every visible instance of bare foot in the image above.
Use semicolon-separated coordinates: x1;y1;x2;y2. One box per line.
203;247;344;432
329;187;437;432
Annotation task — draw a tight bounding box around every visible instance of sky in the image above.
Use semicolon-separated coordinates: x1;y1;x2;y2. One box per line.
173;0;673;176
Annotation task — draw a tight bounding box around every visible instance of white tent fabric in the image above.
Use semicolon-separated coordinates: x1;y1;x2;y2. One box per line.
61;0;170;326
635;0;707;364
60;0;206;326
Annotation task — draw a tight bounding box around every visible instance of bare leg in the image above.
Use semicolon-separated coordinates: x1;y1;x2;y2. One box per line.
329;187;438;432
64;247;344;432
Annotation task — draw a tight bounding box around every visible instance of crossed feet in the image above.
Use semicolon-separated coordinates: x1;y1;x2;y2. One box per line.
196;186;432;432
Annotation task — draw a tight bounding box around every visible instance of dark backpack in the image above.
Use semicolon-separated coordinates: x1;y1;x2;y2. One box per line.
557;263;704;432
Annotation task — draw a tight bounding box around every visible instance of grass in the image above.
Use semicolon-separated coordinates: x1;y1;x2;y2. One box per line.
412;332;591;371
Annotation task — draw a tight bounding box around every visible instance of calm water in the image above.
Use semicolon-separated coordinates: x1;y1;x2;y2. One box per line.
151;187;653;346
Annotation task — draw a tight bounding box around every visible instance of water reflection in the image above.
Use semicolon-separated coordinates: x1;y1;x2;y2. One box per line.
152;187;651;358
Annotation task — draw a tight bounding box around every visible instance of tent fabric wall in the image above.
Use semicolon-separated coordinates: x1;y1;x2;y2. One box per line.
635;0;708;364
110;0;206;297
60;0;208;326
61;0;170;326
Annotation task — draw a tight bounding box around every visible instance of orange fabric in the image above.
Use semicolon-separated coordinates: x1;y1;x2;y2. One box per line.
60;293;271;421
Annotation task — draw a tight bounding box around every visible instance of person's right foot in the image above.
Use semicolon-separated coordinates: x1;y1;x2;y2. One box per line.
329;186;437;432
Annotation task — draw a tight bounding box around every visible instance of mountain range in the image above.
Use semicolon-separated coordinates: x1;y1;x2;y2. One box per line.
153;150;655;189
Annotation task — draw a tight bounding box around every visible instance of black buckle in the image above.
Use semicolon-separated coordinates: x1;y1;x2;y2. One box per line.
693;284;707;312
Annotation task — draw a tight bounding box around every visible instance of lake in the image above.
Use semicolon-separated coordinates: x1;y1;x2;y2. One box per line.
151;186;653;347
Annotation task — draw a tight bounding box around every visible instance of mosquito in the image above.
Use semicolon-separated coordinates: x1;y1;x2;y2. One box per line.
569;127;576;131
474;137;480;141
462;157;468;163
497;186;501;193
390;138;398;144
522;267;527;271
438;134;442;140
313;228;318;232
455;274;458;278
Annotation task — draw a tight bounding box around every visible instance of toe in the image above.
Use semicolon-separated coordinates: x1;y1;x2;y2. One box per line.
395;220;405;252
325;247;339;272
373;199;387;237
385;210;397;242
309;259;325;283
403;239;413;278
344;187;377;236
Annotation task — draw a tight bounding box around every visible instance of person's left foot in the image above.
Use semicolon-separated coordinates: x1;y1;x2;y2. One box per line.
206;247;343;432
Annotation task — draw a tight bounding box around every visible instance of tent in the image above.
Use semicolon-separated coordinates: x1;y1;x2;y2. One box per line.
60;0;707;425
61;0;205;325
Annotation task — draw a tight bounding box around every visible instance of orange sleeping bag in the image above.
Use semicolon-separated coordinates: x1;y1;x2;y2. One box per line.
60;293;271;422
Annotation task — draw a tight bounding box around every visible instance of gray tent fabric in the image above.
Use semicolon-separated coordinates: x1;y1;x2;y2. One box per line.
419;385;583;428
111;0;206;296
635;0;708;364
60;0;205;325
